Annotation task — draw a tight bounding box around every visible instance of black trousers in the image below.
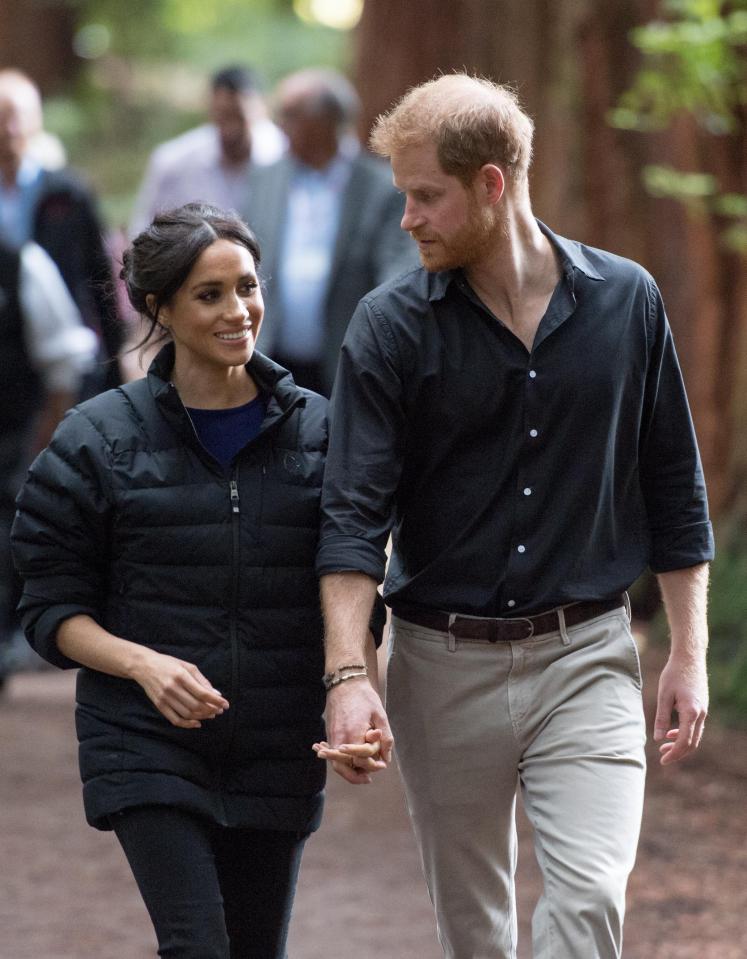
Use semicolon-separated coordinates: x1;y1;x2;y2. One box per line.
111;805;308;959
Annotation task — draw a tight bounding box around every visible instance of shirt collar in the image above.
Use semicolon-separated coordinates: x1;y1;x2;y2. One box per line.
536;219;605;281
291;147;356;185
1;156;42;193
426;218;604;303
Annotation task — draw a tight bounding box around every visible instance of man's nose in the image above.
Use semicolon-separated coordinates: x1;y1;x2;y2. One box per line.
400;199;423;232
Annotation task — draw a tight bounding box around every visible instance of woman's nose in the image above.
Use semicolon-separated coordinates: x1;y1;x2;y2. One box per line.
227;292;249;319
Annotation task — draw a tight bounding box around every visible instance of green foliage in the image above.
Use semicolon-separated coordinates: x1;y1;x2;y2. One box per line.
78;0;347;77
611;0;747;134
611;0;747;253
705;532;747;726
49;0;351;227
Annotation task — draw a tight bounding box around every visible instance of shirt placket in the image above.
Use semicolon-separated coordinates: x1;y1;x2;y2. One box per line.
498;273;576;615
501;359;542;613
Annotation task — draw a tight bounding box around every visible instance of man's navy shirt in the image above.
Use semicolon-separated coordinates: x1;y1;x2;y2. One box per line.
317;222;714;617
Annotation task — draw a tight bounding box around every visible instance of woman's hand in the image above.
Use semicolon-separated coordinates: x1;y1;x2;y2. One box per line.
131;649;229;729
312;728;387;784
54;616;228;730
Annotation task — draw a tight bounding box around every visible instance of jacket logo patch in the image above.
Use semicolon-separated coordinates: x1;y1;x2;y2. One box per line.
283;452;303;476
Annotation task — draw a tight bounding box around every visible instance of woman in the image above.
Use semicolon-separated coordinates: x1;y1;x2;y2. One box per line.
11;203;383;958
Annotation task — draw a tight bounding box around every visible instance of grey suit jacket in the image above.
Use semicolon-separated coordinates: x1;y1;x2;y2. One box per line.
244;151;419;394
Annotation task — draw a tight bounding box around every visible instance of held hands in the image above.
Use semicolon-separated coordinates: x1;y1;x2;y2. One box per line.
654;653;708;765
131;649;229;729
313;728;387;784
313;677;394;785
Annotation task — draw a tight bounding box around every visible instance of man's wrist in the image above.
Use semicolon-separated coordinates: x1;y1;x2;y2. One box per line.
323;663;369;691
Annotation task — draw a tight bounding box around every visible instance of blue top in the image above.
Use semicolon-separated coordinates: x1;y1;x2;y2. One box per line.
0;157;44;247
317;220;714;617
276;152;352;362
187;394;267;468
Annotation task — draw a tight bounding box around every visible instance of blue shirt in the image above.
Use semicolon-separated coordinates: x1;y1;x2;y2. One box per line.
187;394;267;469
0;158;44;248
276;153;353;362
317;221;714;617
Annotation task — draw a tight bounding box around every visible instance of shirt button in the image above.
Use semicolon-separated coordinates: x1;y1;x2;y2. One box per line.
529;429;538;438
517;545;526;553
529;370;537;379
523;487;532;496
507;600;516;608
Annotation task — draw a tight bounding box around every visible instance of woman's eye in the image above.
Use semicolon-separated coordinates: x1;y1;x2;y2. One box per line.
199;290;218;302
240;282;258;296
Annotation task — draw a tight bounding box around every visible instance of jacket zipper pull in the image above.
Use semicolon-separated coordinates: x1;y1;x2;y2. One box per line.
230;480;240;514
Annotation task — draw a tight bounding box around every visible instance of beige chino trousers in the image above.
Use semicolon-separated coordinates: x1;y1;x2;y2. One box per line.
386;606;646;959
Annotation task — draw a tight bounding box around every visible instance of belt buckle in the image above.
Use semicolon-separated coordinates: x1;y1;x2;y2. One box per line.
490;615;535;641
513;617;535;640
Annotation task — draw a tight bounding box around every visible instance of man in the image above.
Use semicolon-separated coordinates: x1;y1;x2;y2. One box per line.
244;68;418;395
315;75;712;959
129;65;285;236
0;69;122;394
0;239;96;690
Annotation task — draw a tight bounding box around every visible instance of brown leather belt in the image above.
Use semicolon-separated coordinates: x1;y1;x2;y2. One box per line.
391;595;625;643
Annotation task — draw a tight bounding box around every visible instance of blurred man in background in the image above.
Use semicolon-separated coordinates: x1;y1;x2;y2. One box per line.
129;65;285;235
0;238;96;691
0;68;122;395
244;68;417;396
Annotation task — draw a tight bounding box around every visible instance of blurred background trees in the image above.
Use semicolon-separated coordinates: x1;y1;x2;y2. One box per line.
1;0;745;720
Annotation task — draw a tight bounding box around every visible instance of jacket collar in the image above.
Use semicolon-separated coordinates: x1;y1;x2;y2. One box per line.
147;342;307;447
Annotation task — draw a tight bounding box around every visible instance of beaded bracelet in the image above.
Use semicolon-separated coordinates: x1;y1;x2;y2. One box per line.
322;663;368;691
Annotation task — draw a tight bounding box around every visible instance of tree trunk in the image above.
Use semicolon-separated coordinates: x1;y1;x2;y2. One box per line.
0;0;78;93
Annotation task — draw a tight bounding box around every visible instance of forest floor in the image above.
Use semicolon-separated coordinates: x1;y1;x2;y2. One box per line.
0;635;745;958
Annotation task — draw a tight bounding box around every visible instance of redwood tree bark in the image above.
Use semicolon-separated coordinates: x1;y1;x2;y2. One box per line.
0;0;78;94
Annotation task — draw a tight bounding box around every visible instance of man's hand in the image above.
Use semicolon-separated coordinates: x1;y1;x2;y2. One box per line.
654;653;708;765
317;678;393;784
313;728;387;784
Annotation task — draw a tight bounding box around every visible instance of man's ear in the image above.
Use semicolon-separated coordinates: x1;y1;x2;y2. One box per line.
479;164;505;205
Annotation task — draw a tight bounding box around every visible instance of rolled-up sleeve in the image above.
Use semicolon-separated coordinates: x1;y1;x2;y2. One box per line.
640;279;715;572
316;298;405;583
11;408;114;668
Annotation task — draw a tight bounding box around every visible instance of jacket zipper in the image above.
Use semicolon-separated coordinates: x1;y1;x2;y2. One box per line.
223;470;241;768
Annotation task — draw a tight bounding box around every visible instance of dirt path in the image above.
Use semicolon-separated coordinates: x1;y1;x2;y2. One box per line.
0;641;745;958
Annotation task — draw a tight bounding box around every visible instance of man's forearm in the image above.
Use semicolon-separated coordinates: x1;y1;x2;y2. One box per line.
320;571;379;673
653;562;709;763
656;562;709;660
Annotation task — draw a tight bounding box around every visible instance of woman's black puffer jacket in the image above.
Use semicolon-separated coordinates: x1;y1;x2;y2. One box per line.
12;344;328;834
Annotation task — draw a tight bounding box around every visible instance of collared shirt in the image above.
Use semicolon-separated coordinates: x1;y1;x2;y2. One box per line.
275;150;355;363
128;120;287;237
316;222;714;617
0;157;44;247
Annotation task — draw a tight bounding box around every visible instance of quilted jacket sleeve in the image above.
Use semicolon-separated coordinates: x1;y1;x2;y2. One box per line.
11;405;114;669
